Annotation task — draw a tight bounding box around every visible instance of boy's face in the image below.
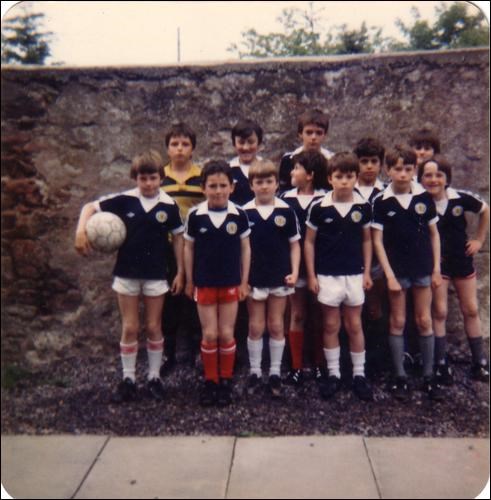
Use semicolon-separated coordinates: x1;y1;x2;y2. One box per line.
136;172;161;198
387;158;415;190
299;124;326;152
420;161;447;198
414;143;434;166
291;162;313;189
203;173;234;209
251;175;278;204
328;169;357;196
234;132;259;165
167;135;194;164
358;156;381;185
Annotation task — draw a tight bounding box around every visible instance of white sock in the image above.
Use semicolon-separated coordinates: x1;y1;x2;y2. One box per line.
147;338;164;380
120;341;138;382
247;337;263;376
350;351;366;377
269;338;286;376
324;347;341;378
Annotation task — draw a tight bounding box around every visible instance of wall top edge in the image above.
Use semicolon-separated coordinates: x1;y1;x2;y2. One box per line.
1;47;488;75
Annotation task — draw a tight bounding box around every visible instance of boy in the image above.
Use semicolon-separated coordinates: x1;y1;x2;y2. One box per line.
75;150;184;402
160;122;204;373
409;128;441;168
229;119;263;207
184;161;251;407
372;146;444;401
353;137;388;374
243;160;301;397
418;155;489;383
279;109;334;194
304;152;374;401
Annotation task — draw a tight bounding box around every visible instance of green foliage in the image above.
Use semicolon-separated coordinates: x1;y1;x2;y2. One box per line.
1;8;53;65
1;364;32;389
228;1;489;58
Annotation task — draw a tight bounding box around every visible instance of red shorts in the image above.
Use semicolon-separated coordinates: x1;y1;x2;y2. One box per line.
195;286;240;305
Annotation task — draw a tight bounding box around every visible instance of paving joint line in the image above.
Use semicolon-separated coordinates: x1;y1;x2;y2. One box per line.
363;438;382;499
224;437;238;499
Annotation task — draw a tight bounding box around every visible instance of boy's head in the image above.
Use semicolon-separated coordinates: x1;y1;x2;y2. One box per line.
408;128;441;165
291;150;329;190
418;154;452;186
201;160;234;187
327;152;359;194
231;119;263;165
248;160;279;204
297;109;329;152
385;145;417;170
130;149;164;180
353;137;385;186
165;122;197;149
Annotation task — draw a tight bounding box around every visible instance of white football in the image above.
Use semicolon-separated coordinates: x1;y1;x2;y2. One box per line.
86;212;126;253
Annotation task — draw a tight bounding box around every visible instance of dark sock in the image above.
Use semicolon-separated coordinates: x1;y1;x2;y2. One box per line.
419;335;435;378
389;335;406;378
434;336;447;365
468;337;486;365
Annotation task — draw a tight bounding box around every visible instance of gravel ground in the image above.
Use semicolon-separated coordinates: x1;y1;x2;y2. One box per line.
1;342;489;437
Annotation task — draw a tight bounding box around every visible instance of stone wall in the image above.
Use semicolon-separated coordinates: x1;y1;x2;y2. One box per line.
1;48;489;365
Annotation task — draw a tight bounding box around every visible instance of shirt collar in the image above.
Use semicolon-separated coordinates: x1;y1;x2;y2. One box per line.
446;187;461;200
283;188;326;198
382;181;425;200
355;179;385;191
292;146;333;159
320;190;366;207
196;200;240;216
164;163;201;182
244;197;289;210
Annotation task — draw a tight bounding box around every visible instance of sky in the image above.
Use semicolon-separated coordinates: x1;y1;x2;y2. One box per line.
1;1;489;66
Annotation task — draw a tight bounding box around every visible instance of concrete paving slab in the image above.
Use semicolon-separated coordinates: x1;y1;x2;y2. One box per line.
74;436;235;499
365;437;490;499
1;434;107;499
227;435;379;499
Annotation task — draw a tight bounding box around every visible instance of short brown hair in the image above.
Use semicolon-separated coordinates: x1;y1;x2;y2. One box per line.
408;128;441;154
385;145;417;169
165;122;197;149
248;159;278;184
327;152;359;176
297;109;329;134
130;149;164;180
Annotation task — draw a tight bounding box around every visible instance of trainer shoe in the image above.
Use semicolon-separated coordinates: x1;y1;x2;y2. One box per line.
471;362;490;382
112;378;137;403
200;380;218;407
435;362;454;386
147;377;166;401
217;379;233;407
319;375;341;400
314;365;328;384
352;375;373;401
389;376;410;401
284;369;304;386
245;373;262;396
268;374;282;398
422;376;445;401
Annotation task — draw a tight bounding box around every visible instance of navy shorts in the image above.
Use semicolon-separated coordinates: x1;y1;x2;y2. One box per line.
441;256;475;280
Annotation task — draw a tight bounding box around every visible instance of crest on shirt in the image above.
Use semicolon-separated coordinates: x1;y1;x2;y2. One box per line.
156;211;168;223
226;222;238;235
274;215;286;227
351;210;362;223
452;205;463;217
324;218;333;223
415;203;427;215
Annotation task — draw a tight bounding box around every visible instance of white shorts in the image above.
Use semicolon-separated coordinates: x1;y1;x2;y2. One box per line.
295;277;307;289
112;277;169;297
250;286;294;301
317;274;365;307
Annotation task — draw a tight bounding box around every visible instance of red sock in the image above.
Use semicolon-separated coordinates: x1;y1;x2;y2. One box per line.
289;330;304;370
219;339;236;379
201;341;219;383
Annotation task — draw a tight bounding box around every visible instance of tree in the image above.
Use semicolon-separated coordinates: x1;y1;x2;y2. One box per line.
395;2;489;51
1;7;53;65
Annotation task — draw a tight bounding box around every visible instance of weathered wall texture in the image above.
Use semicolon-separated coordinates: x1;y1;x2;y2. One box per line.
1;48;489;365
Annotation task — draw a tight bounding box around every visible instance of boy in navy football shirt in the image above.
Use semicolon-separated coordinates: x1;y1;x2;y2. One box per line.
279;109;334;193
418;155;489;383
281;150;328;385
75;150;184;403
243;160;301;397
305;152;374;401
372;146;444;401
184;161;251;407
229;119;263;207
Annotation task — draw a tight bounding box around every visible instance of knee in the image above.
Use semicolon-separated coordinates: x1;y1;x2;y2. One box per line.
415;314;432;333
432;304;448;322
145;320;162;339
291;312;304;327
461;303;479;319
267;319;284;338
390;315;405;332
122;321;139;339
